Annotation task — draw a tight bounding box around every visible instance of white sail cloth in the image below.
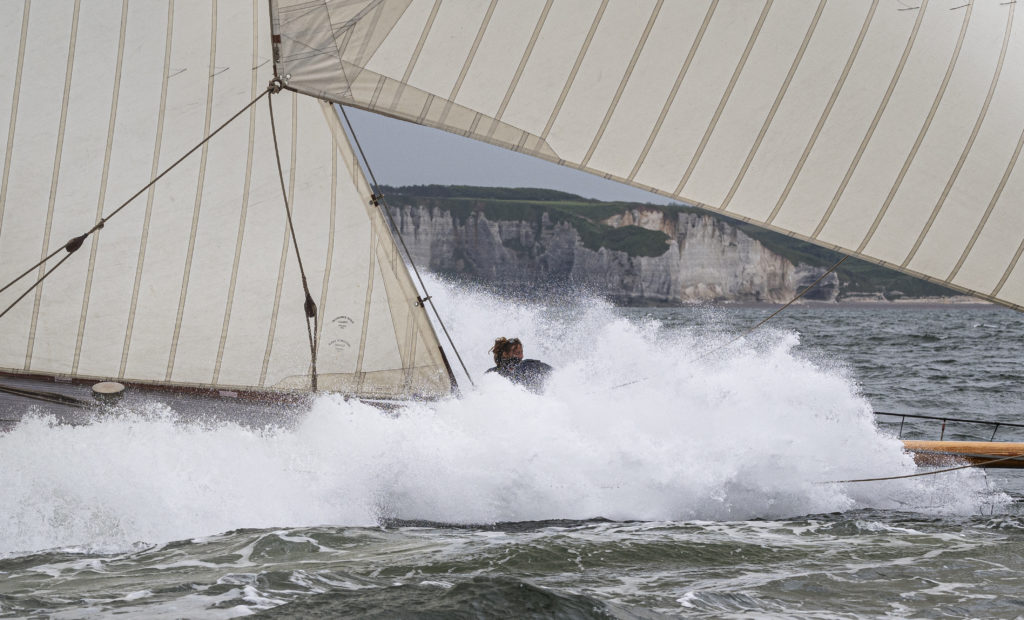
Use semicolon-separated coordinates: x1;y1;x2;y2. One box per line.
0;0;451;398
273;0;1024;311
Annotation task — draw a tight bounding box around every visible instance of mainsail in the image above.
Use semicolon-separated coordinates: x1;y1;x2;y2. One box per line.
273;0;1024;311
0;0;452;398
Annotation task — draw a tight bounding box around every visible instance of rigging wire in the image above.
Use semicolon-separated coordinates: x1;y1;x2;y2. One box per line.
696;255;848;361
337;104;475;388
267;81;318;392
0;87;271;322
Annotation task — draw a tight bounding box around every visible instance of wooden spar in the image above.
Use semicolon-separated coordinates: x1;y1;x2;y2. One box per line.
902;440;1024;469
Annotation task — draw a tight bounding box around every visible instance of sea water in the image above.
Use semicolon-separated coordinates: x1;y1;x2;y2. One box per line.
1;278;1023;618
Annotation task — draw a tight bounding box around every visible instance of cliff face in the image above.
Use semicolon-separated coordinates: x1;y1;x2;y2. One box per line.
389;203;838;304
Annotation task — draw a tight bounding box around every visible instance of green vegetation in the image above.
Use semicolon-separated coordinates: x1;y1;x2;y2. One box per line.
732;223;957;298
383;185;673;257
382;185;959;298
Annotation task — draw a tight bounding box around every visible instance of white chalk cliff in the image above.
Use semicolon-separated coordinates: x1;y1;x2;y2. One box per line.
389;202;838;304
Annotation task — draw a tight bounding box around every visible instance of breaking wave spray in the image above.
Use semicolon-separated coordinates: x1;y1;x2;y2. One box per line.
0;277;1001;554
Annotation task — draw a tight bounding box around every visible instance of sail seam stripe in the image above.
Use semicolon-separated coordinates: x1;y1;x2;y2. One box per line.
259;92;300;387
853;2;974;252
920;4;1016;276
580;0;663;169
73;0;129;375
493;0;552;124
260;179;291;386
390;0;441;111
166;1;218;382
810;0;928;241
947;2;1016;281
722;0;825;210
674;0;774;196
0;0;30;237
407;314;419;392
989;125;1024;297
765;0;878;225
402;284;416;388
317;129;336;360
376;225;409;373
213;0;260;385
26;0;80;370
354;224;376;388
438;0;496;127
627;0;717;182
120;0;174;379
0;0;29;237
540;0;608;141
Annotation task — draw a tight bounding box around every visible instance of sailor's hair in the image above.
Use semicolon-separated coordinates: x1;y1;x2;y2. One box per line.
489;337;521;364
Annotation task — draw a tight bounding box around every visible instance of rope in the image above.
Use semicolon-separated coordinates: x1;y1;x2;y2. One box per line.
698;255;848;360
267;82;318;392
0;87;271;321
0;252;75;321
337;105;474;388
0;383;91;409
820;452;1024;484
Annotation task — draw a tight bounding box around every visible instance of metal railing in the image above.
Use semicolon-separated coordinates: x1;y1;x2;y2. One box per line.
875;411;1024;441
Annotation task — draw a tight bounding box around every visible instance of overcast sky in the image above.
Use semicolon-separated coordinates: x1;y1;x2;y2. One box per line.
341;107;677;205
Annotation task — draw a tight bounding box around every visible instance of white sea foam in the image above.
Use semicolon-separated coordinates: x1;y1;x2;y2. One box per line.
0;277;1005;554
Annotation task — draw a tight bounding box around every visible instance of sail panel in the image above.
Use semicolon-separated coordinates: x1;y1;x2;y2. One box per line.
584;1;715;181
30;1;128;375
0;0;452;397
449;0;548;120
726;1;873;223
500;0;599;138
170;0;264;387
362;0;435;86
629;1;766;196
898;4;1024;277
545;0;658;166
122;0;215;384
405;0;491;98
0;2;76;368
816;3;973;254
680;0;822;207
767;6;919;240
77;1;170;381
273;0;1024;310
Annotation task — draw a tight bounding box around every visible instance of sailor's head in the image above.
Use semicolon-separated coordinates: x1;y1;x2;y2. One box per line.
490;337;523;364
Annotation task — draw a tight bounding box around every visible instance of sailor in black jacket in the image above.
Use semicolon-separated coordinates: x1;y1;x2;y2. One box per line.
485;337;553;392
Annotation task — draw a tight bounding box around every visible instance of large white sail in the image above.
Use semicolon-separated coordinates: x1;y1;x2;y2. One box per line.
0;0;452;398
273;0;1024;311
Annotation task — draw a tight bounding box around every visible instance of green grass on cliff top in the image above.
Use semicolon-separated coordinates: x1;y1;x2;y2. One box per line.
383;185;957;297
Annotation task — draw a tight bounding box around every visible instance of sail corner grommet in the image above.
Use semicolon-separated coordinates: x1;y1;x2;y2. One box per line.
268;77;285;94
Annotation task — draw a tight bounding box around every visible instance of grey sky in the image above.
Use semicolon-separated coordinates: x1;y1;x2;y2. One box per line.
342;107;677;205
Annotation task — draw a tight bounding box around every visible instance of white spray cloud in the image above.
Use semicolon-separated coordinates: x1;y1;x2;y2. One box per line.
0;278;1003;554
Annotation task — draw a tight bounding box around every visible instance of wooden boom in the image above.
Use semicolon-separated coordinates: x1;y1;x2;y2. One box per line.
902;440;1024;468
